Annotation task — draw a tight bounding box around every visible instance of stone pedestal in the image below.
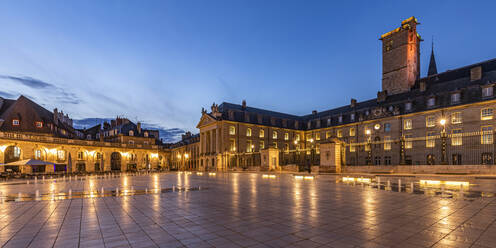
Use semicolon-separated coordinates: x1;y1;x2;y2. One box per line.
261;147;280;171
320;141;342;173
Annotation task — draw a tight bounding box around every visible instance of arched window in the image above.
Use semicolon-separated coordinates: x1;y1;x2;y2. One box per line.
229;126;235;135
259;129;264;138
57;150;66;161
273;131;278;139
246;128;252;137
34;149;42;160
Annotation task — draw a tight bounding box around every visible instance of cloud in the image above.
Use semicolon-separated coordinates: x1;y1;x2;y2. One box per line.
0;75;53;89
0;74;82;105
0;91;17;99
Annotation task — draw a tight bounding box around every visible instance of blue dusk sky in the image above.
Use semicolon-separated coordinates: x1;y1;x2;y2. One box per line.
1;0;495;136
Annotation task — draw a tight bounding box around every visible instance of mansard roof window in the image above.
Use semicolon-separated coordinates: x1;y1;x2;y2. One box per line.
327;118;331;126
482;86;493;98
338;116;343;123
427;97;435;108
35;121;43;128
451;92;461;104
12;119;20;126
350;113;355;121
405;102;412;112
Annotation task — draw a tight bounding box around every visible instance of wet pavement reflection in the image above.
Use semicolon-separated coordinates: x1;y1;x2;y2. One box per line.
0;172;494;247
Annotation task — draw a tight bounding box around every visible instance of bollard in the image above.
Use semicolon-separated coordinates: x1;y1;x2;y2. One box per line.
35;190;40;199
145;188;148;194
69;189;72;198
18;192;22;201
75;175;78;181
27;180;29;185
101;187;104;195
398;179;402;192
43;176;45;182
387;180;391;190
410;182;414;193
116;188;119;196
377;177;381;190
35;176;38;184
173;185;175;191
63;175;66;181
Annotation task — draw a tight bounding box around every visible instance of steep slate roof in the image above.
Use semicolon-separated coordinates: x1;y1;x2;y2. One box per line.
216;58;496;130
0;95;55;133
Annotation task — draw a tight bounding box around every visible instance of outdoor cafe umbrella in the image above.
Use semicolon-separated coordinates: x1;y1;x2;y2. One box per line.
4;159;54;166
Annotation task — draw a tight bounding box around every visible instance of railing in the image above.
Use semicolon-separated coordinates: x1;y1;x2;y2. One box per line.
0;132;161;150
344;131;496;166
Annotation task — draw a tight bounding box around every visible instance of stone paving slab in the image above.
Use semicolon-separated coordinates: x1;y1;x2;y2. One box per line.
0;173;494;247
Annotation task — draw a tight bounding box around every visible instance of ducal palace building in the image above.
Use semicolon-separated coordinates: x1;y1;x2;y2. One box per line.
195;17;496;172
2;17;496;174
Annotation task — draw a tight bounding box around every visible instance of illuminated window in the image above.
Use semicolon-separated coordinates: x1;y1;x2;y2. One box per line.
349;128;355;136
259;141;264;149
273;142;278;149
404;119;412;130
96;153;103;160
482;126;493;144
35;121;43;128
337;130;342;138
259;129;264;138
77;151;84;160
129;140;134;144
12;119;19;126
426;116;435;127
272;131;277;139
405;134;412;149
384;123;391;132
144;132;148;137
229;126;236;135
13;147;20;158
57;150;65;160
316;143;320;154
481;108;493;120
246;128;252;137
315;133;320;140
129;130;134;136
452;129;462;146
451;93;461;104
284;132;289;140
426;132;436;148
35;149;42;159
327;118;331;126
384;136;391;150
349;144;355;152
230;139;236;151
451;112;462;124
427;97;435;107
246;140;253;152
325;131;331;139
295;134;300;141
482;87;493;97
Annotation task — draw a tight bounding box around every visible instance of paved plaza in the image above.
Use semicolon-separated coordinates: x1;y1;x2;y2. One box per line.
0;173;495;248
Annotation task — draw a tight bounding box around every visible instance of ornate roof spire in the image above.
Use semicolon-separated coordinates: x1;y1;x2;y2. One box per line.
428;37;438;76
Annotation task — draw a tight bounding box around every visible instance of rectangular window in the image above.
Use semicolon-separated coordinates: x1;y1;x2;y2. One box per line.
482;152;493;165
229;126;236;135
230;139;236;152
405;102;412;111
349;128;355;136
483;87;493;97
452;129;462;146
35;121;43;128
295;134;300;141
451;112;462;124
57;150;65;160
404;119;412;130
426;116;435;127
384;123;391;132
259;129;264;138
35;150;41;159
246;128;252;137
384;156;392;165
337;130;342;138
384;136;391;150
427;97;435;107
338;116;343;123
284;133;289;140
315;133;320;140
482;126;493;144
350;113;355;121
326;131;331;139
405;134;412;149
284;143;289;152
327;118;331;126
426;132;436;148
349;144;356;152
259;141;264;149
273;142;278;149
246;140;253;152
481;108;493;120
12;119;20;126
451;93;460;104
273;131;278;139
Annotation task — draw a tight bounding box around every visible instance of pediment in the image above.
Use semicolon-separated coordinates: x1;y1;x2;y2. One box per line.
196;114;217;128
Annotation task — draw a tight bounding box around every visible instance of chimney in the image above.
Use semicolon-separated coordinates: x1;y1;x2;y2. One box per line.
312;110;317;115
53;108;58;124
242;100;247;110
350;99;357;108
137;122;142;134
377;91;387;102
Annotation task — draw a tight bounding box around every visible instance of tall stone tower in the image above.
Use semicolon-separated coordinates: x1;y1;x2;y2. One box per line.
380;17;422;95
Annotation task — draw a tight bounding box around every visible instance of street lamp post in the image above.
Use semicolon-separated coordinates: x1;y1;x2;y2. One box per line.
440;118;448;165
365;129;372;165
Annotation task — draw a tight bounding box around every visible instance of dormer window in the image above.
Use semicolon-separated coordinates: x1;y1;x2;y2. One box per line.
129;130;134;136
350;113;355;121
427;97;435;107
86;134;91;140
12;119;20;126
451;92;461;104
272;131;278;139
405;102;412;112
327;118;331;126
338;116;343;123
35;121;43;128
229;126;236;135
483;86;493;97
307;122;311;129
144;132;148;137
